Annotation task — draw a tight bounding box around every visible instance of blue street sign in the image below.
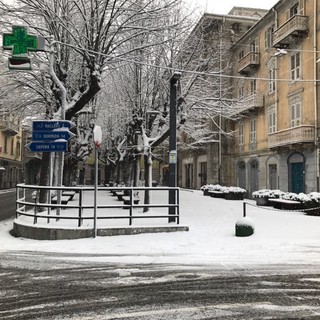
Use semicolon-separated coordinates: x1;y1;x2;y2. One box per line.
32;120;74;131
28;141;68;152
32;131;74;141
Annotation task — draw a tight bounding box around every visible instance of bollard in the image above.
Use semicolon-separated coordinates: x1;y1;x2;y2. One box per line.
235;216;254;237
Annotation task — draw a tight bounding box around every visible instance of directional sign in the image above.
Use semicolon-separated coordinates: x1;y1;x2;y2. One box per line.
28;141;68;153
32;131;74;141
3;25;45;70
32;120;74;131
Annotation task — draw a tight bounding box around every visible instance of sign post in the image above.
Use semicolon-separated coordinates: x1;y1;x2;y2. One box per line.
28;120;74;217
93;125;102;238
28;120;74;153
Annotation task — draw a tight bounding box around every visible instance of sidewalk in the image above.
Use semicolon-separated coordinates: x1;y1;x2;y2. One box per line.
2;189;320;266
13;188;188;239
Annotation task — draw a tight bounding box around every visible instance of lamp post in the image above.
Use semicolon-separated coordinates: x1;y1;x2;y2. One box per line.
168;72;181;222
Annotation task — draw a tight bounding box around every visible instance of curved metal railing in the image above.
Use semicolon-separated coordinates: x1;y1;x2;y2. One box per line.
16;184;180;227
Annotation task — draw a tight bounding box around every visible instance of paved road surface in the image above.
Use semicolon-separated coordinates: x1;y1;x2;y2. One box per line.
1;251;320;319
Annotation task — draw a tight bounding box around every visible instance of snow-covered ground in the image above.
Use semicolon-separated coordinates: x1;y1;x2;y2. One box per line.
1;189;320;266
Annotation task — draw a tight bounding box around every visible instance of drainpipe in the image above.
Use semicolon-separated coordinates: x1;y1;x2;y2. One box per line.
313;0;319;191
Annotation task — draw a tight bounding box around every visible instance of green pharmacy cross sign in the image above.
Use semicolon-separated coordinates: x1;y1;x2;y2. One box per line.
3;25;45;70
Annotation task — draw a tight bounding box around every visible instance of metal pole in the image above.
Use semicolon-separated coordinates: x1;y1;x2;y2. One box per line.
168;72;181;222
243;202;246;218
93;145;98;238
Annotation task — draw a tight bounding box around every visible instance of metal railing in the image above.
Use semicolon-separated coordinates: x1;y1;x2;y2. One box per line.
16;184;180;227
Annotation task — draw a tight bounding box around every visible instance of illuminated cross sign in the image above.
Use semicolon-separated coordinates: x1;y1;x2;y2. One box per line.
3;25;45;70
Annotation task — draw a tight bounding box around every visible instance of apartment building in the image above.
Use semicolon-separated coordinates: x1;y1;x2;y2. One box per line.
0;114;23;189
177;8;267;189
230;0;319;195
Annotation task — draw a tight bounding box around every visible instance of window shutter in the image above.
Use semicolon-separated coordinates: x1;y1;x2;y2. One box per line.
265;30;267;48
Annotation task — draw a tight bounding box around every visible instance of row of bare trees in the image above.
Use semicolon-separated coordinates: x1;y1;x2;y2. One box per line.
0;0;244;193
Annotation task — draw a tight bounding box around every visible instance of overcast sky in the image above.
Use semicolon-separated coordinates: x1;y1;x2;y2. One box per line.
188;0;279;15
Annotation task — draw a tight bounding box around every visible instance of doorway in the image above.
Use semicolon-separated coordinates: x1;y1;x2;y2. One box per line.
288;153;305;193
269;164;277;190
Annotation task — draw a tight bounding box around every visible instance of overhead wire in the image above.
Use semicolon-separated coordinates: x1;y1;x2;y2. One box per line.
52;39;320;84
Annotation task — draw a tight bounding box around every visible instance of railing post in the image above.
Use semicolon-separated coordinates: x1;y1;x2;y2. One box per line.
33;189;38;224
177;188;180;225
78;189;83;227
129;188;133;226
243;202;246;217
16;186;19;218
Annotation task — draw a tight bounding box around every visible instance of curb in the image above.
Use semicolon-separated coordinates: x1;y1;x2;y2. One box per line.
12;221;189;240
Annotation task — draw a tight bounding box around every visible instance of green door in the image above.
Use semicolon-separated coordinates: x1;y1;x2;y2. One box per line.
291;162;304;193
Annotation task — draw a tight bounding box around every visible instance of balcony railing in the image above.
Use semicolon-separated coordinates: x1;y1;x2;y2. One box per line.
273;15;309;48
238;52;260;74
0;120;19;136
231;94;264;115
268;125;315;149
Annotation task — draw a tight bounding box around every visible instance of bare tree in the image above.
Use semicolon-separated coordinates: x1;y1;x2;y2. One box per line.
0;0;187;188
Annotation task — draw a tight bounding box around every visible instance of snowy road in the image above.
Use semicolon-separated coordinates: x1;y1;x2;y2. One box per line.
1;251;320;319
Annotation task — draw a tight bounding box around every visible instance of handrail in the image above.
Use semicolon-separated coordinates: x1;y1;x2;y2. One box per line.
16;184;180;227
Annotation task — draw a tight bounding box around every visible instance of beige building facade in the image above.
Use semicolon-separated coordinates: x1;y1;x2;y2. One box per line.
0;114;23;189
230;0;319;195
178;0;320;195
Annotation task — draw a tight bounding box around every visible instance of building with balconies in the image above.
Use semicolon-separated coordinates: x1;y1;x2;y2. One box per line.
228;0;320;195
0;114;23;189
174;8;267;189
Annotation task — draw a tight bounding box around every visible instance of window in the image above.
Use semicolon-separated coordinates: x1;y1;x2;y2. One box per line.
268;106;276;133
238;123;244;145
290;98;302;127
250;39;258;53
265;25;274;48
290;3;298;18
290;52;301;80
4;136;8;153
11;139;14;155
238;86;244;99
250;119;257;143
250;78;256;94
239;50;244;60
268;68;276;93
16;141;21;158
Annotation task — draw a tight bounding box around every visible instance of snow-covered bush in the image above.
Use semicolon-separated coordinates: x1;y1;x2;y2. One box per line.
201;184;224;191
252;189;284;199
201;184;246;194
223;186;246;194
297;193;312;204
281;192;300;201
309;192;320;203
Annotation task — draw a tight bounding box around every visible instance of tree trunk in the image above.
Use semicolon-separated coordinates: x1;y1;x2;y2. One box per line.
38;152;51;210
143;155;150;212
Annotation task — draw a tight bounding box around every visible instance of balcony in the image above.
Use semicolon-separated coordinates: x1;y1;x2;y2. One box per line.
231;94;264;116
273;15;309;48
268;125;315;149
238;52;260;74
0;120;19;136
